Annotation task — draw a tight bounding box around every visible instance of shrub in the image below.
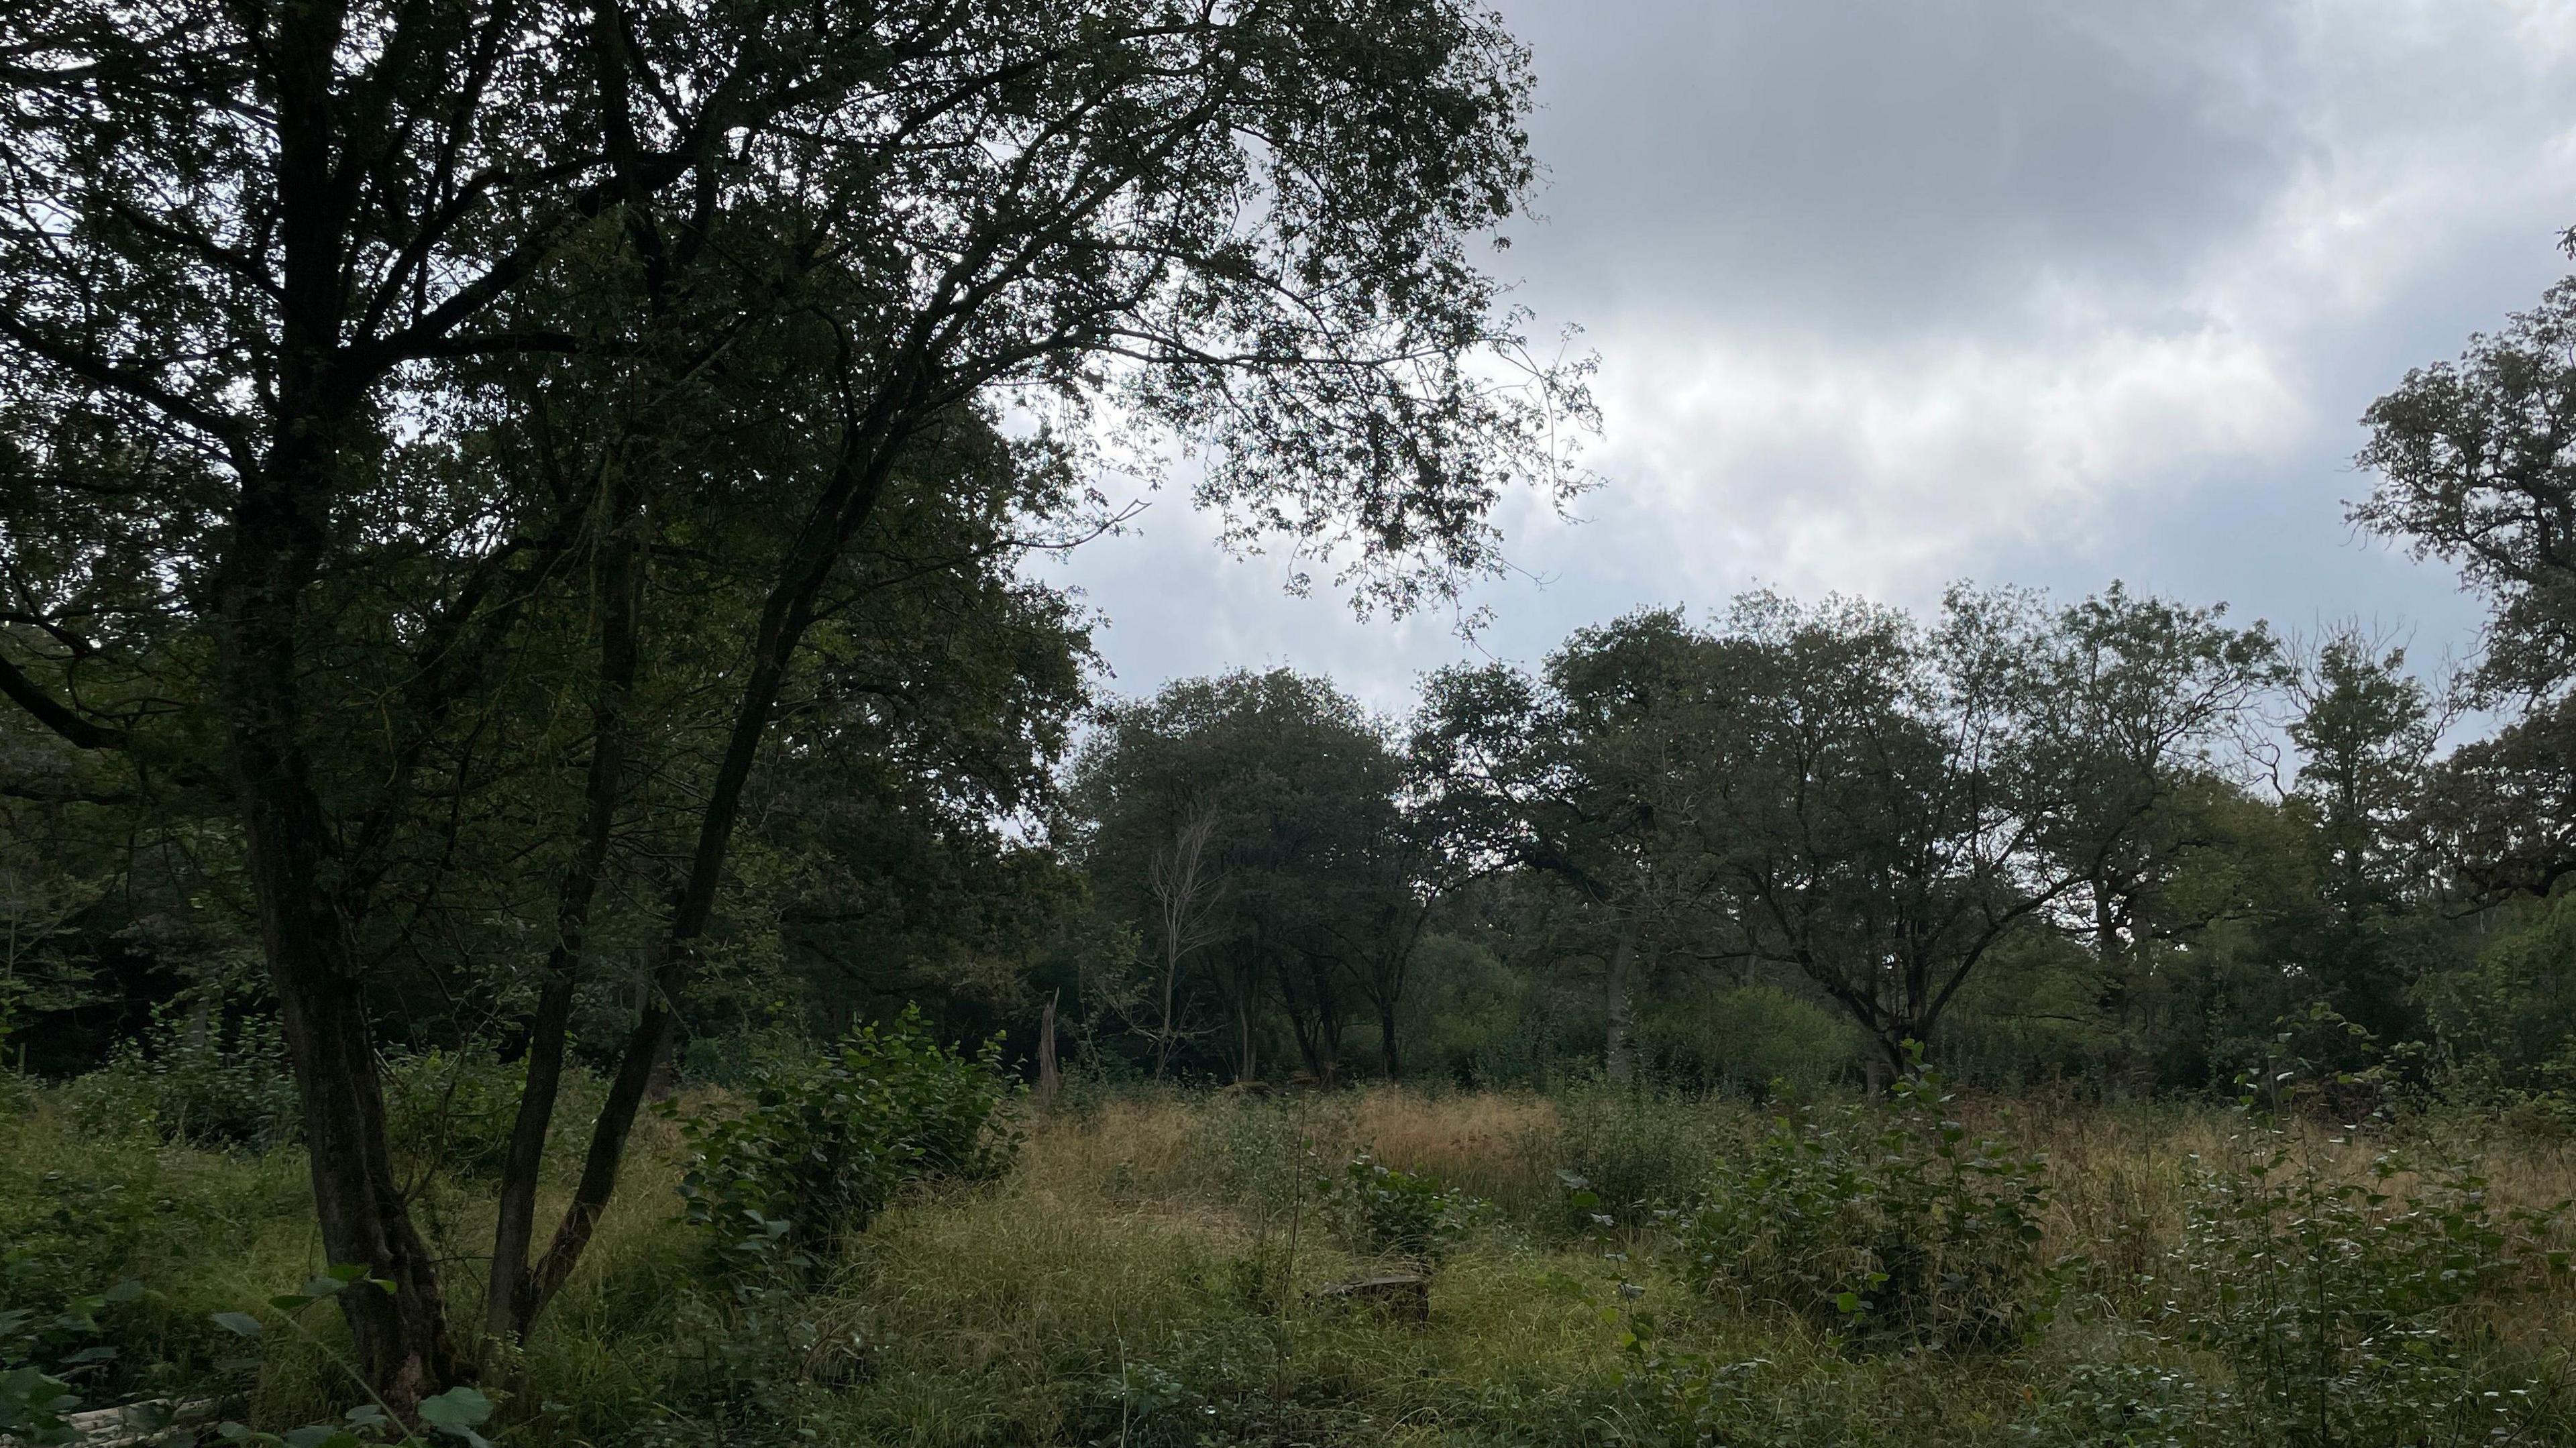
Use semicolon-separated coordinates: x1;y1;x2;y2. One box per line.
2169;1129;2567;1448
0;1276;147;1448
1631;985;1864;1097
1552;1083;1741;1228
381;1045;603;1182
65;1002;299;1151
672;1009;1016;1271
1683;1060;2055;1349
2015;1360;2227;1448
1336;1150;1476;1266
1188;1093;1328;1218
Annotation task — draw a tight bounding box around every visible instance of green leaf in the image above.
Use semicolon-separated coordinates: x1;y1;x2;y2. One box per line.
418;1385;496;1436
211;1311;264;1339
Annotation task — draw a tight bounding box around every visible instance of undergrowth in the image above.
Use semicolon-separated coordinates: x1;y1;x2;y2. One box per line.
5;1058;2575;1447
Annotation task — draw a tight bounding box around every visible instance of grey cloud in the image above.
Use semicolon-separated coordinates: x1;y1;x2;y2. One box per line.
1499;0;2303;331
1055;0;2576;709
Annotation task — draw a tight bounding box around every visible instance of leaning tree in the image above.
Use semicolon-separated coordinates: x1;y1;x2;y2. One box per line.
0;0;1589;1396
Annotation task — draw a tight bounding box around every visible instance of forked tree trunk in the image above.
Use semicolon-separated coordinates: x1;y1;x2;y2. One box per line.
488;471;644;1345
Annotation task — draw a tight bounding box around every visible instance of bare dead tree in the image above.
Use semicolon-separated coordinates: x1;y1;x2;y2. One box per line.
1142;801;1225;1080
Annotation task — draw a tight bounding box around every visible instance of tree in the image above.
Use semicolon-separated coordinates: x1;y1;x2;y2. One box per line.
2265;628;2453;1042
2351;262;2576;899
1412;610;1723;1082
2353;274;2576;706
1679;590;2243;1087
1141;801;1225;1080
0;0;1587;1396
1068;669;1419;1084
2028;585;2281;1074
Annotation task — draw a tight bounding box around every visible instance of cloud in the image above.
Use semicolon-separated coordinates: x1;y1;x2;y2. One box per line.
1053;0;2576;706
1579;317;2307;599
1492;0;2576;598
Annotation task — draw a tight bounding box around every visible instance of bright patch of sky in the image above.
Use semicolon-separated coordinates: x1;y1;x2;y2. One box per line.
1041;0;2576;710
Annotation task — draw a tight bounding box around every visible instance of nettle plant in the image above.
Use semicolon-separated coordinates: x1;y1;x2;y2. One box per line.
670;1009;1018;1275
0;1276;149;1448
1338;1151;1481;1267
1684;1052;2058;1349
2169;1122;2570;1448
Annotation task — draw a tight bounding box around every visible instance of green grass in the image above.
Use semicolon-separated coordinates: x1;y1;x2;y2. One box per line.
8;1080;2576;1447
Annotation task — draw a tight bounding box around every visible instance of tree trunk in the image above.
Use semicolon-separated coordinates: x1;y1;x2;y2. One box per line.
1237;990;1258;1083
1862;1041;1897;1095
1604;915;1637;1084
517;423;910;1326
488;471;643;1345
1377;999;1402;1081
1036;989;1061;1110
220;459;454;1406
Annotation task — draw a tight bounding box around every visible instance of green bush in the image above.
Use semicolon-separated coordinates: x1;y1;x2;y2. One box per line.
2170;1130;2567;1448
1683;1061;2055;1349
2015;1360;2228;1448
1632;984;1863;1097
1336;1150;1475;1266
64;1002;299;1152
1552;1084;1741;1228
672;1009;1016;1271
1187;1093;1324;1217
2420;892;2576;1091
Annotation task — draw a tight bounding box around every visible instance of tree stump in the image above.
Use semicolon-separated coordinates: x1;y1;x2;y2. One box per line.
1317;1272;1429;1323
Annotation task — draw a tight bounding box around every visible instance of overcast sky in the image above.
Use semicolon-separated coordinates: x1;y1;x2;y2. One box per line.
1044;0;2576;712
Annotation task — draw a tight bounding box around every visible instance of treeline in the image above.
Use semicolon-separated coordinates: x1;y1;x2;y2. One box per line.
1056;592;2461;1096
1045;275;2576;1100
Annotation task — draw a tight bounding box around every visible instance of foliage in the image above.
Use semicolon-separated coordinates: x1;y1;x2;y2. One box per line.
1552;1084;1741;1229
2015;1360;2231;1448
2168;1127;2568;1448
9;1077;2576;1445
211;1267;498;1447
66;1000;300;1152
0;1277;144;1448
380;1047;602;1183
672;1011;1016;1271
1067;668;1430;1085
1336;1151;1478;1266
2419;891;2576;1097
1684;1058;2057;1349
1631;984;1864;1096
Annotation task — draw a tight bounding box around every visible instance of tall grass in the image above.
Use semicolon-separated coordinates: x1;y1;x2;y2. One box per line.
7;1078;2575;1445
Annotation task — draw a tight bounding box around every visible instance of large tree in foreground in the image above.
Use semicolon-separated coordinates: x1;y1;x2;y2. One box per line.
0;0;1588;1397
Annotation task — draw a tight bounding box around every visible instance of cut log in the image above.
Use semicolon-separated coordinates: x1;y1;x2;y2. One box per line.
1317;1272;1429;1322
